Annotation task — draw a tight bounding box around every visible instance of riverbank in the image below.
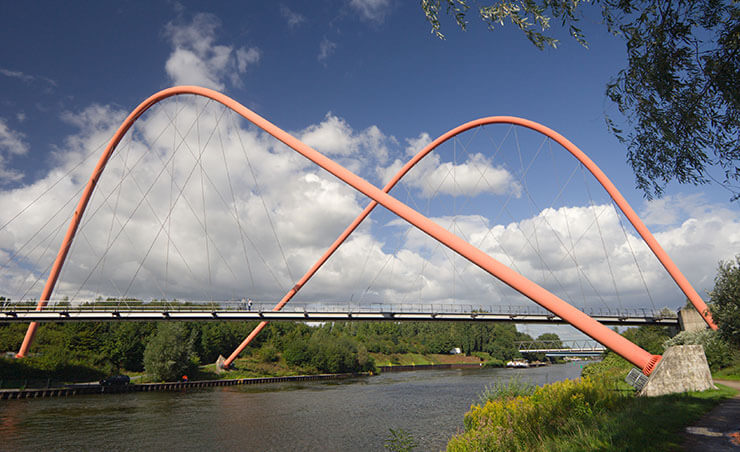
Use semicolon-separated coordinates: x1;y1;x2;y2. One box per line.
0;372;361;400
447;358;740;451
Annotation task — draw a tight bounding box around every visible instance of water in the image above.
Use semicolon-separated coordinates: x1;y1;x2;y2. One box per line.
0;363;588;451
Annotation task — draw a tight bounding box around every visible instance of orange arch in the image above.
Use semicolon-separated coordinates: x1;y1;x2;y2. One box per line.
16;86;711;375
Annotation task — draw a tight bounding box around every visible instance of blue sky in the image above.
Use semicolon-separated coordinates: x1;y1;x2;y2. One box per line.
0;1;738;340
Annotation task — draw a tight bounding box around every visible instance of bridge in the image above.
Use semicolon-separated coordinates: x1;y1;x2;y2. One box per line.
2;86;716;378
0;302;679;326
517;340;607;357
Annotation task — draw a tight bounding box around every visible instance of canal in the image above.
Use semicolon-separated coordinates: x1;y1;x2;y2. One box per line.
0;363;589;451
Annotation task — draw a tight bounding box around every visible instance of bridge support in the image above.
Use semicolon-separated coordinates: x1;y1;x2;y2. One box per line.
637;345;715;397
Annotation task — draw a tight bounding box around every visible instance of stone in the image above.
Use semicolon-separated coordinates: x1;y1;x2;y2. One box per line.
215;355;226;373
638;345;716;397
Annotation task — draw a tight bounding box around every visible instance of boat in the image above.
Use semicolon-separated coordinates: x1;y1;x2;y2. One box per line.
505;359;530;368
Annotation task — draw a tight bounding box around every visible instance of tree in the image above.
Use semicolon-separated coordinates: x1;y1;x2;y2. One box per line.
107;323;155;372
709;255;740;347
422;1;740;200
143;323;197;381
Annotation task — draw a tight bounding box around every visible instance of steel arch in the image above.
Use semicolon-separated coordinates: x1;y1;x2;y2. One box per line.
16;86;713;375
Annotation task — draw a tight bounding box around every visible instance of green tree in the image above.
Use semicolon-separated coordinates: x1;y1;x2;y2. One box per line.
622;325;671;354
710;255;740;347
143;323;197;381
422;1;740;200
107;323;155;372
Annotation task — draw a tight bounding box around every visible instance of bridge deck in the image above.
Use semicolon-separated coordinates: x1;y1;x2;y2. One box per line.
0;307;679;326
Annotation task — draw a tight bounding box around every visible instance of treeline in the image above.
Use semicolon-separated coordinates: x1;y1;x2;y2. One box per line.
0;319;540;383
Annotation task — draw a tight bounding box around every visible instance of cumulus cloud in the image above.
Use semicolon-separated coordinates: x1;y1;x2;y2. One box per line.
299;113;393;166
280;5;306;28
0;98;375;303
0;119;29;183
164;13;261;90
1;95;737;323
349;0;391;23
379;150;521;198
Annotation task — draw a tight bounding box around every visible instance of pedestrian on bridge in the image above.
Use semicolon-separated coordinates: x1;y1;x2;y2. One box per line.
248;298;253;311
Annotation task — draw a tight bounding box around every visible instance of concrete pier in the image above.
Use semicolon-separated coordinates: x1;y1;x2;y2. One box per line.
639;345;715;397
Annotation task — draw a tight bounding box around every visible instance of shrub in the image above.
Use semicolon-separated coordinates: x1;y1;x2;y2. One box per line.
710;255;740;348
257;344;279;363
478;376;536;404
143;323;197;381
664;329;738;371
449;377;622;451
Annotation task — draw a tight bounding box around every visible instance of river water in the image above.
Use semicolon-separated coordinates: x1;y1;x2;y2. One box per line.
0;363;588;451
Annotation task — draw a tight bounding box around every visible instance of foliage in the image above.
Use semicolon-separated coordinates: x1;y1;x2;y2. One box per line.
665;328;739;371
106;322;155;372
0;353;110;384
478;375;536;404
581;351;631;382
620;324;671;355
421;0;587;48
384;428;418;451
713;359;740;380
606;1;740;200
1;304;556;383
143;323;198;381
257;344;279;363
449;376;622;451
422;1;740;200
448;368;737;451
710;255;740;347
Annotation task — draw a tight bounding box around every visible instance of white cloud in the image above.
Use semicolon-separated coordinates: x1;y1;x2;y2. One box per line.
1;96;736;325
280;5;306;28
299;113;394;167
0;119;29;184
380;151;522;198
349;0;391;23
318;37;336;62
164;13;261;90
0;68;56;87
0;119;29;156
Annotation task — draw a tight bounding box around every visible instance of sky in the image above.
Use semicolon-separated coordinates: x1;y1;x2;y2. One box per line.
0;1;738;340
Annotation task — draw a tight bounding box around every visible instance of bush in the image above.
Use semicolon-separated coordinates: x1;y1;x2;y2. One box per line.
257;344;279;363
450;377;622;451
478;376;536;404
664;329;738;371
710;255;740;348
143;323;197;381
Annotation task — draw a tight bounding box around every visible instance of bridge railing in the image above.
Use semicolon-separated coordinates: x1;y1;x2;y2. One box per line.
0;300;679;318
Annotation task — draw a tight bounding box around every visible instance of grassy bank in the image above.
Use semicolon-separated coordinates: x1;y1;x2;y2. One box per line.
2;351;493;388
446;356;738;451
370;352;503;367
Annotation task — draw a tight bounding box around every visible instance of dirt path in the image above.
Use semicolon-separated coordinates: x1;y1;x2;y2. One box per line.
682;380;740;451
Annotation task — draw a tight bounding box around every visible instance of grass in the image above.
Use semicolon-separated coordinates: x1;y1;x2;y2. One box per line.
713;362;740;381
370;352;486;367
478;375;536;403
447;362;738;451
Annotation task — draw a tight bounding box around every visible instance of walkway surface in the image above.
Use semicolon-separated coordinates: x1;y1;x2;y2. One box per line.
683;379;740;451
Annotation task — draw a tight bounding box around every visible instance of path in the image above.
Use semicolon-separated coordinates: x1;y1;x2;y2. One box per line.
683;379;740;451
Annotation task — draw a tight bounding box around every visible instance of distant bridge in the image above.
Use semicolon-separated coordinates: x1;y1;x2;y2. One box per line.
518;340;607;357
0;302;679;326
